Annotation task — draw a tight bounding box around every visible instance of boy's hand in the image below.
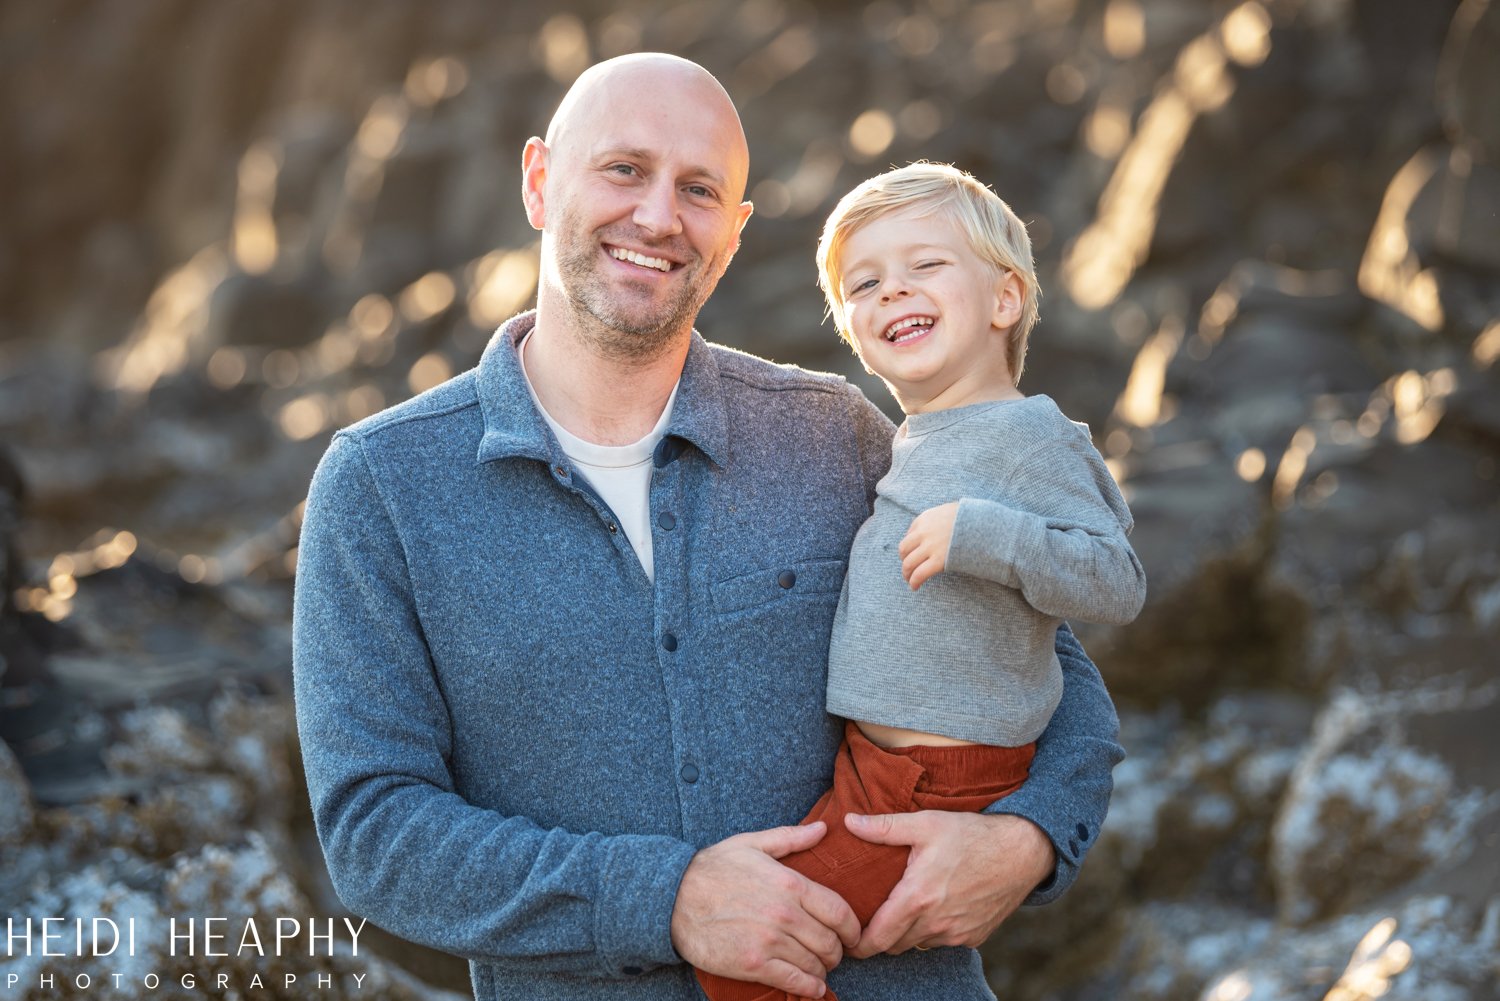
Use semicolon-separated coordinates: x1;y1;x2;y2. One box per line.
899;502;959;590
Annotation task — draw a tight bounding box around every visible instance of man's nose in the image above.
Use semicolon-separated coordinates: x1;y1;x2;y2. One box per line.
633;179;683;238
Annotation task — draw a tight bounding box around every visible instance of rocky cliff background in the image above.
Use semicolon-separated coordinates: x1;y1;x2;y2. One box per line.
2;0;1497;998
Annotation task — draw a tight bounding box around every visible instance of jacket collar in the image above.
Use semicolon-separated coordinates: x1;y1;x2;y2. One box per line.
475;311;728;470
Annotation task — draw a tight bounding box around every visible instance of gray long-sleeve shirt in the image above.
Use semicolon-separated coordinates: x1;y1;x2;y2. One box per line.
828;395;1146;746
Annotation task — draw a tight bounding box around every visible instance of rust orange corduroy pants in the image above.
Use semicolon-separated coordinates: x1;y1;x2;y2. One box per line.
694;721;1035;1001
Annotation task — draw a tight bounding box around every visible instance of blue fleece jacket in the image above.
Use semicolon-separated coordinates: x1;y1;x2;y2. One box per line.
292;312;1124;1001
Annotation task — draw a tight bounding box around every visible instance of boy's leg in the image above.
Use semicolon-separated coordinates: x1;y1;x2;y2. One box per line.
694;723;919;1001
694;724;1033;1001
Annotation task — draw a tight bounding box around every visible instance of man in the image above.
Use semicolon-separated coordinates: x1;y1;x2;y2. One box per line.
293;53;1122;1001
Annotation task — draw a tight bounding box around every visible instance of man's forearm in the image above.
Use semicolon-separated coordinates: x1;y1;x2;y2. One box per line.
981;622;1123;904
303;755;697;975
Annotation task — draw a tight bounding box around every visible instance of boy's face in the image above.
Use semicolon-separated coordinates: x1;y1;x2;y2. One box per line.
837;207;1022;413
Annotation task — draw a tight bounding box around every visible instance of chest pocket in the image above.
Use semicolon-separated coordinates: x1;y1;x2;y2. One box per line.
711;558;847;615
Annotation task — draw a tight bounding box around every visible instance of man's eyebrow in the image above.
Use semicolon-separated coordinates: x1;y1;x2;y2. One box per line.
593;146;729;189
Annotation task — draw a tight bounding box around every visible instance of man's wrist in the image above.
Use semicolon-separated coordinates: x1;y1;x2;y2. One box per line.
989;813;1056;895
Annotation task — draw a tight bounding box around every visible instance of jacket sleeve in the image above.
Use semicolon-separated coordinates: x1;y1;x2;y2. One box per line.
945;435;1147;625
980;622;1124;904
292;433;696;977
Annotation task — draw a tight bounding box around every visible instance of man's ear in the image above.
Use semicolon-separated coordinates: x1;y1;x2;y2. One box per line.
992;269;1024;331
521;137;549;231
727;199;755;258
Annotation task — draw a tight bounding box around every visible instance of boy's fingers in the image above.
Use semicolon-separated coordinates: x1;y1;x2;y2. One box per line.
906;555;941;590
901;545;929;576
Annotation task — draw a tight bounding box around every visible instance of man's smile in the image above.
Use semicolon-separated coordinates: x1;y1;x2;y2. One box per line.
604;244;681;274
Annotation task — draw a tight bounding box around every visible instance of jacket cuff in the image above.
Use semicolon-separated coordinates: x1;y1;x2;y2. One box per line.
594;836;699;976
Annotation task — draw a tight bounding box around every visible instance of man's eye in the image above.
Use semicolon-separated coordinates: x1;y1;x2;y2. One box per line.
609;164;638;176
686;184;713;199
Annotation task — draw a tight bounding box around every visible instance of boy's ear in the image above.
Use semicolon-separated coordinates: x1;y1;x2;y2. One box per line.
992;269;1025;331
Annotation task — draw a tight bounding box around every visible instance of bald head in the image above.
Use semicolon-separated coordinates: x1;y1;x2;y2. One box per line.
520;53;756;361
544;53;750;202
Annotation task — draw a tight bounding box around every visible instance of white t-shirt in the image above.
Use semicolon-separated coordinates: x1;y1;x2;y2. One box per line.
518;335;678;583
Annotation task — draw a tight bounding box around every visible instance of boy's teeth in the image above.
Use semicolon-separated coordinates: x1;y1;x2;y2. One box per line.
884;316;934;341
609;248;671;272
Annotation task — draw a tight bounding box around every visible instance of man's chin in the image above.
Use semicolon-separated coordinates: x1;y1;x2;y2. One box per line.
573;300;691;355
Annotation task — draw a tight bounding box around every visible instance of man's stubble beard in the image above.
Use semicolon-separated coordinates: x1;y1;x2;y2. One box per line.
552;212;726;363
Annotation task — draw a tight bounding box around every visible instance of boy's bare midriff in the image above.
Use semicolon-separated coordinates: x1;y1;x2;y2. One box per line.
853;719;981;748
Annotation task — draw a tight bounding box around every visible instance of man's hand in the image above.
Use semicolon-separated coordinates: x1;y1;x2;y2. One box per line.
843;811;1054;957
898;502;960;590
671;822;861;997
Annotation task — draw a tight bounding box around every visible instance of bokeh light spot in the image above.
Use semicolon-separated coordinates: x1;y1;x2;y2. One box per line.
1222;2;1273;67
400;272;457;323
849;110;897;159
1104;0;1146;59
408;353;453;395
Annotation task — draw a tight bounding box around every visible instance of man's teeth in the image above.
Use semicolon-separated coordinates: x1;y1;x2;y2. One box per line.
884;317;934;342
609;248;672;272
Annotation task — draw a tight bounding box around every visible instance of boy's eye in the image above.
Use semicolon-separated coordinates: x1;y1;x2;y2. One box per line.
916;260;947;270
848;278;878;295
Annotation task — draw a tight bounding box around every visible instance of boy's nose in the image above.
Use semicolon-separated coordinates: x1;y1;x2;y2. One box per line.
879;284;912;304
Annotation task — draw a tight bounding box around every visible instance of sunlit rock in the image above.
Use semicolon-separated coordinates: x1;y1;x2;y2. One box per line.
1271;693;1489;925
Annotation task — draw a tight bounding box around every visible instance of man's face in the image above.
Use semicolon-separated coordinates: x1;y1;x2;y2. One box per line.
528;65;753;357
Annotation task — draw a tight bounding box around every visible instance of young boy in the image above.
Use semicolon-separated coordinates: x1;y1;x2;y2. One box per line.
696;162;1146;1001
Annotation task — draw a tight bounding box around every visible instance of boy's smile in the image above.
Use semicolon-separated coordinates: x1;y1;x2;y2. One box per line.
839;207;1024;413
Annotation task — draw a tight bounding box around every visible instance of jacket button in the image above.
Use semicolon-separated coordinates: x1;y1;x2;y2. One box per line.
657;512;676;531
777;570;796;589
662;633;678;652
679;763;699;783
607;522;618;534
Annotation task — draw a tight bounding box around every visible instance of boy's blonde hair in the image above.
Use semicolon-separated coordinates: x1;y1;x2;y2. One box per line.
817;161;1041;382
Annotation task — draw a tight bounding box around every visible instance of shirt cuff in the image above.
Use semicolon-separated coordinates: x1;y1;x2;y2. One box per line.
948;497;1025;586
594;835;700;976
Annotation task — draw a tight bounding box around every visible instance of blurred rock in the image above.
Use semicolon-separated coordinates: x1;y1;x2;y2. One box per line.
1194;896;1500;1001
1410;155;1500;273
2;1;1498;998
207;272;329;351
0;738;32;844
0;445;24;686
0;836;464;1001
1437;0;1500;163
1271;697;1483;925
